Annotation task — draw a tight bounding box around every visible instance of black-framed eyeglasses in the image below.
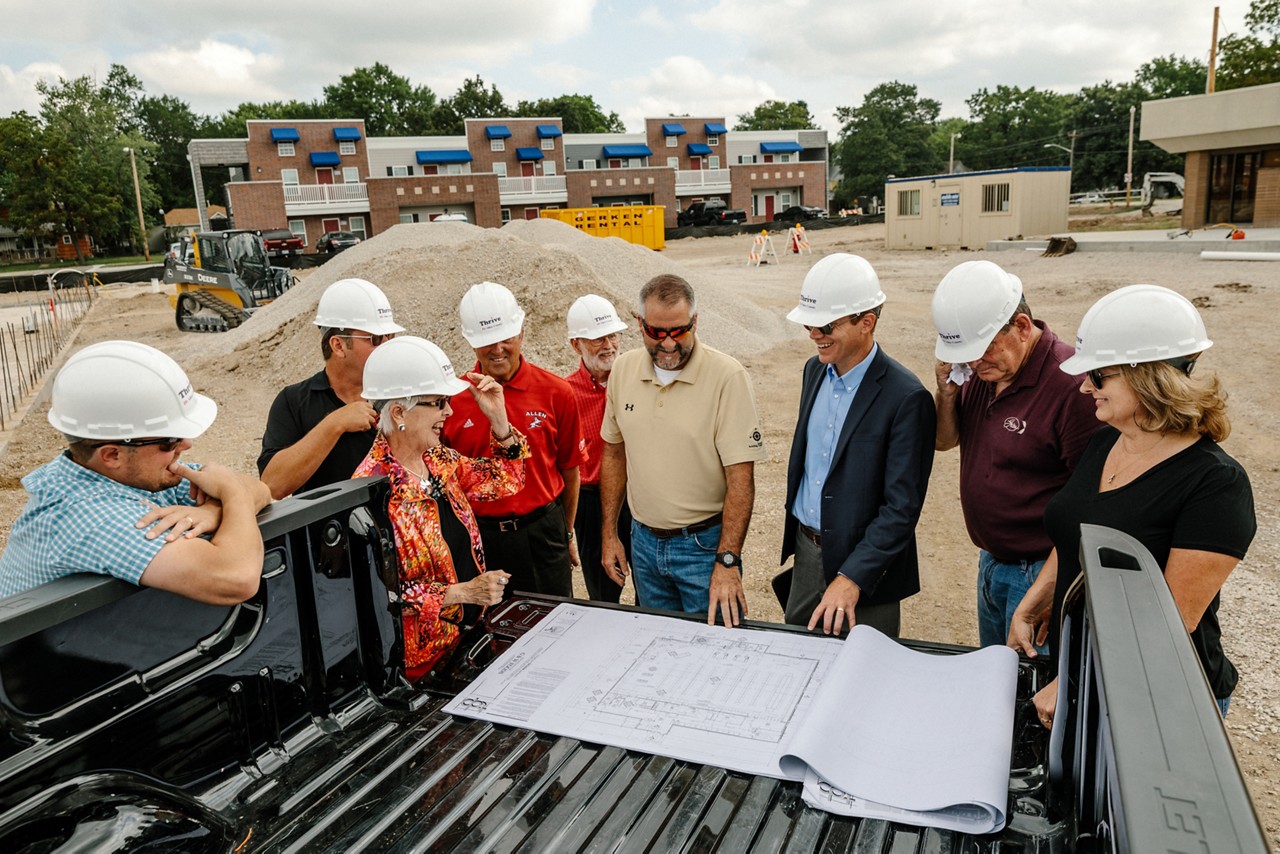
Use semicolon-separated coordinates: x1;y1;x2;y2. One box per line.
1087;368;1121;388
344;332;397;346
415;397;450;410
87;437;183;452
803;316;852;336
636;315;695;341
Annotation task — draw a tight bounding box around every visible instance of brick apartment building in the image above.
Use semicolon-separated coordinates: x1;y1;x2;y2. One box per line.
187;117;828;249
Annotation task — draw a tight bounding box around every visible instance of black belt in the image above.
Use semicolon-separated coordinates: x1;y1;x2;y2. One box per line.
640;512;722;539
477;499;560;533
799;523;822;548
579;483;600;493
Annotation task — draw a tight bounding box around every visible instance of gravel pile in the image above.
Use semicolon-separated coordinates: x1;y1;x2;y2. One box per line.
174;219;785;385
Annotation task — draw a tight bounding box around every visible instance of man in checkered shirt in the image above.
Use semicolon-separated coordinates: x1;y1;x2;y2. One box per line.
0;341;272;605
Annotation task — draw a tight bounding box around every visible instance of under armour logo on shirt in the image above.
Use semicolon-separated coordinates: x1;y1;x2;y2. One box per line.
625;403;634;411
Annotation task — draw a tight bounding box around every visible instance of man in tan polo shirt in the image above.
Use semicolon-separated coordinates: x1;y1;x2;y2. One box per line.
600;273;766;626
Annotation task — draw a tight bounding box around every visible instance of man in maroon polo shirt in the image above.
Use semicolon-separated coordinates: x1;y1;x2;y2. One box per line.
564;294;633;603
932;261;1097;649
443;281;585;597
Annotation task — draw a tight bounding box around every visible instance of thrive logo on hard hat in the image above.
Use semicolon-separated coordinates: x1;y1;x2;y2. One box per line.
460;281;526;348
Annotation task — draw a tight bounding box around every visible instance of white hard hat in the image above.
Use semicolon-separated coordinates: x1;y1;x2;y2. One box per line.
931;260;1024;362
459;281;526;348
313;278;405;335
786;253;885;327
567;294;627;340
1061;284;1212;374
361;336;470;400
48;340;218;440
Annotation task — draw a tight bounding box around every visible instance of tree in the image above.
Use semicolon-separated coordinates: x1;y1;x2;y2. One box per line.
137;94;204;212
832;82;940;200
734;100;816;130
959;85;1074;171
1135;55;1208;99
513;93;624;133
1064;80;1179;193
201;100;330;139
1217;0;1280;89
430;76;509;135
322;63;437;135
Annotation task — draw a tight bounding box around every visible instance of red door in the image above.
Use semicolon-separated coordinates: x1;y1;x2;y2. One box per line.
764;196;775;220
521;162;535;177
421;165;438;175
524;207;539;220
322;218;340;233
690;157;702;171
316;168;334;185
609;159;622;169
763;155;774;164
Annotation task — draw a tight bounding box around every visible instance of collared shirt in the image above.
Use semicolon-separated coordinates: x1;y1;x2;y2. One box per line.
354;431;528;672
956;322;1098;560
0;452;200;597
443;357;585;517
792;343;878;530
258;368;377;494
564;362;608;485
602;340;766;528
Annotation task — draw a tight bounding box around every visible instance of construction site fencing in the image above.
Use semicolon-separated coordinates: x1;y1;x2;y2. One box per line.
0;276;97;433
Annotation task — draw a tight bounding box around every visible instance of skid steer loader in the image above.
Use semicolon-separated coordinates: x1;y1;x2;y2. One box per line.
163;230;297;332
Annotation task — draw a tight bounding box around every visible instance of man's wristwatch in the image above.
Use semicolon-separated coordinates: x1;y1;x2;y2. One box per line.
715;551;741;568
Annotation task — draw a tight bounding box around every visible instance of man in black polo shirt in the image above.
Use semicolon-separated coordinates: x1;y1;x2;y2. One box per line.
259;278;404;498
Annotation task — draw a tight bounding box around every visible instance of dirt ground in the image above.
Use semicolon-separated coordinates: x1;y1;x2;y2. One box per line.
0;221;1276;842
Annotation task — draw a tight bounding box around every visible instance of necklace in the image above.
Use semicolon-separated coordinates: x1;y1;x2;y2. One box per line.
400;457;434;490
1104;434;1168;486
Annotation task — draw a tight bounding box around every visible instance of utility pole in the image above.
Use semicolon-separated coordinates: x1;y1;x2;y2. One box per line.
1208;6;1220;93
949;132;961;174
1124;107;1135;206
124;147;150;262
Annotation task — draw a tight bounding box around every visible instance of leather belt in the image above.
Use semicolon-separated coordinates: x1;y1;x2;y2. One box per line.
799;523;822;548
478;498;560;533
640;512;723;539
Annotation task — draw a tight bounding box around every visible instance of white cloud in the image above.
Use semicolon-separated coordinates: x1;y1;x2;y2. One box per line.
0;62;67;115
128;41;288;108
611;57;775;130
533;62;597;91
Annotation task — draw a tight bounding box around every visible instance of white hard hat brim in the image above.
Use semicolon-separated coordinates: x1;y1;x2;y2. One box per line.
573;318;628;340
935;333;997;364
786;304;845;327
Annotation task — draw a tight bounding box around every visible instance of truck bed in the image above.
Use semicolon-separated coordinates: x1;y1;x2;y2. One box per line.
0;480;1263;852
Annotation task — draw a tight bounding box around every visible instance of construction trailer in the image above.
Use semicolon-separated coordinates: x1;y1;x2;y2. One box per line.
885;167;1070;250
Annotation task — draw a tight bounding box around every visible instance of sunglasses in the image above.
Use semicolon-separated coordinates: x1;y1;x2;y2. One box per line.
1088;357;1196;389
87;437;183;452
415;397;450;410
1087;369;1121;388
803;316;852;336
344;332;397;346
636;316;695;341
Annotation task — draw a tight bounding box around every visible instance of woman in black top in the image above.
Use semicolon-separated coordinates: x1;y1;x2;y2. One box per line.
1009;285;1255;728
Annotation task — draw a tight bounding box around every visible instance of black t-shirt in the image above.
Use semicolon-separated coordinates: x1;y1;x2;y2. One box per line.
1045;427;1255;698
257;369;377;495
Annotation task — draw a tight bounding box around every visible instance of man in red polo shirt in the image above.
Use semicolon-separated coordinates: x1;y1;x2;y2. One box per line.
443;281;585;597
564;294;632;603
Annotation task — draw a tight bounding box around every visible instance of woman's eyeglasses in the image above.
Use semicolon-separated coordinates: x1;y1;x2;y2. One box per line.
636;316;695;341
1086;368;1121;388
416;397;450;410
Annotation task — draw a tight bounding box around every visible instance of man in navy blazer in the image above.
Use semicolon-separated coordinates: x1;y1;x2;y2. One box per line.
780;254;936;638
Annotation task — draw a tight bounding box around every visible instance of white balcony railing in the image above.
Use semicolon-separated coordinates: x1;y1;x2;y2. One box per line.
675;169;731;190
497;175;567;196
284;183;369;205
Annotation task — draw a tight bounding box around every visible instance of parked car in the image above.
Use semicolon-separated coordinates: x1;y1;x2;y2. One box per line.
259;228;305;261
434;212;469;223
316;231;362;253
773;205;827;223
677;199;748;227
166;241;194;264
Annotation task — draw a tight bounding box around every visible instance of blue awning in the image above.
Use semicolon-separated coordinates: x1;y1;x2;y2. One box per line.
704;122;728;135
687;143;712;155
485;125;512;139
309;151;341;167
602;144;653;158
661;122;687;136
416;149;473;164
333;127;362;141
516;147;545;161
536;124;563;139
270;127;300;143
760;141;802;153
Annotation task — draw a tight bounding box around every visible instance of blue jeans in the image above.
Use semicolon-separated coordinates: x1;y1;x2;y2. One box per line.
630;520;721;614
1218;696;1231;718
978;550;1048;654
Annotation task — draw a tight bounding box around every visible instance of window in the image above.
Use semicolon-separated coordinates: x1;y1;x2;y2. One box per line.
708;156;720;169
347;216;366;239
541;138;555;150
628;158;642;168
707;134;719;146
543;161;557;176
493;162;507;178
667;157;679;169
738;154;757;165
342;167;360;183
781;192;793;208
446;163;463;175
338;140;356;156
780;153;792;163
281;169;299;185
277;141;295;157
501;208;512;223
581;159;597;170
288;220;307;246
666;135;678;148
388;165;409;177
399;213;415;224
62;234;72;245
490;138;505;151
982;182;1011;213
897;189;921;216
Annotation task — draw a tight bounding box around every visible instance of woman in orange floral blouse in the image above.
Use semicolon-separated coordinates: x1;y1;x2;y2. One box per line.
355;336;529;681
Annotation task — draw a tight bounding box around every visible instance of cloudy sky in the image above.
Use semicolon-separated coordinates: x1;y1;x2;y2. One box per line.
0;0;1251;134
